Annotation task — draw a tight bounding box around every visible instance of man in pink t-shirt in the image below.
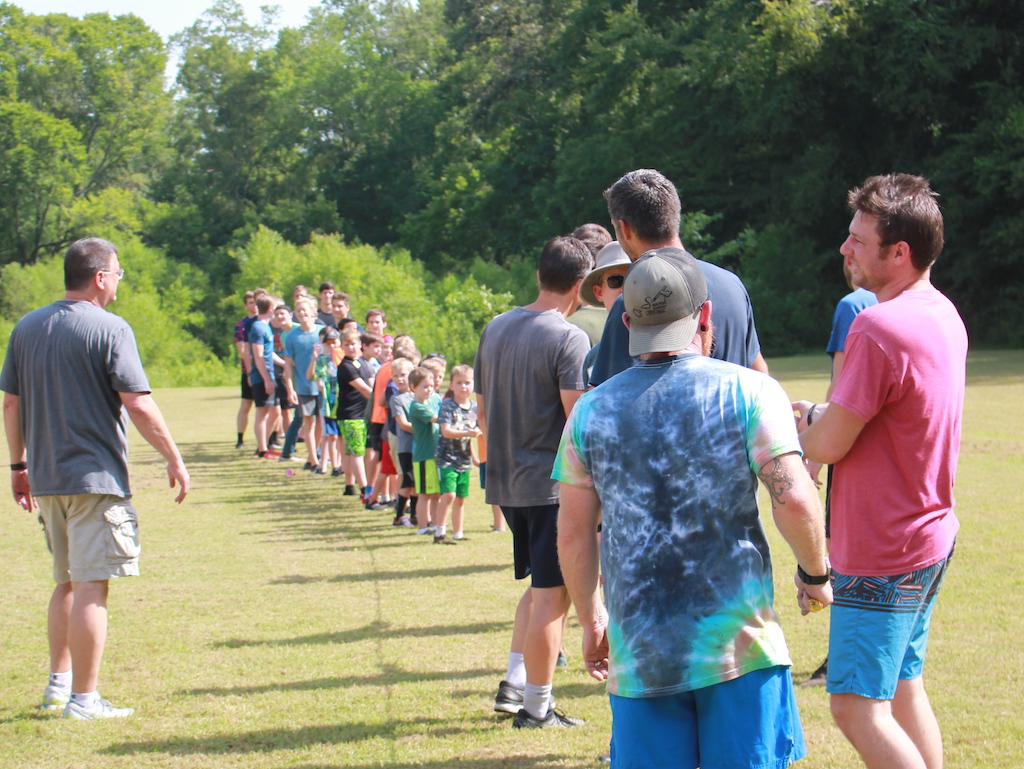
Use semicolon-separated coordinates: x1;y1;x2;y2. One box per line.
793;173;967;769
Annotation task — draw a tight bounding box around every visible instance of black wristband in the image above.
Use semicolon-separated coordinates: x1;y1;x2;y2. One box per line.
806;404;818;426
797;564;830;585
10;462;27;471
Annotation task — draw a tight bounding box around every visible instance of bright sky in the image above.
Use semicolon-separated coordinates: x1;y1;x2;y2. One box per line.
14;0;322;41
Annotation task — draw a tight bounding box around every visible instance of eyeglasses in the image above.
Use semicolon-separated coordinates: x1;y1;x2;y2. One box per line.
100;268;125;279
604;274;625;289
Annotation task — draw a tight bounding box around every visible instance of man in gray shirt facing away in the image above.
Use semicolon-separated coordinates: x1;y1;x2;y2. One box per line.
1;237;190;720
475;235;591;728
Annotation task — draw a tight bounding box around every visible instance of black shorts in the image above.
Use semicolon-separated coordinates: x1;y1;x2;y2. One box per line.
240;371;253;400
398;452;415;490
252;381;278;408
501;504;565;589
367;422;384;452
275;375;292;409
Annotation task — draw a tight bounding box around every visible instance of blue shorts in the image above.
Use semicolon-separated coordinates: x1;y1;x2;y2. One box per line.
828;546;953;700
323;417;339;436
608;666;805;769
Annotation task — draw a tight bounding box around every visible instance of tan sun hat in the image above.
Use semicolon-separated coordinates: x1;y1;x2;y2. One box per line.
580;241;632;306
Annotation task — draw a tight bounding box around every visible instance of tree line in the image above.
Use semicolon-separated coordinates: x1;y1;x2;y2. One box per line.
1;0;1022;378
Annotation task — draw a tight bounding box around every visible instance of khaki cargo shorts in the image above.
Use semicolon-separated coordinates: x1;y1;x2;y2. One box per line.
38;494;141;583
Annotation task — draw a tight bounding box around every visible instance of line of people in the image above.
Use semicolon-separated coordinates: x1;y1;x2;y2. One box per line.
234;284;497;543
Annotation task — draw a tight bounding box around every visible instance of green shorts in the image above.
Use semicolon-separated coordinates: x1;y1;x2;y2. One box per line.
340;419;367;456
415;459;440;495
438;466;470;497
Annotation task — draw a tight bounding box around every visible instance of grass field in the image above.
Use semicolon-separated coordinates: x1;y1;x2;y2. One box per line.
1;351;1022;768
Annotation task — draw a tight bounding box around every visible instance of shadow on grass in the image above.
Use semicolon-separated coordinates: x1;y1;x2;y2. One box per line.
266;563;507;584
183;665;497;696
282;758;588;769
214;619;513;648
99;717;458;756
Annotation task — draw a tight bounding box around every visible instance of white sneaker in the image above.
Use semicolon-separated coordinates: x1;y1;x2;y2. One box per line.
41;684;70;712
63;695;135;720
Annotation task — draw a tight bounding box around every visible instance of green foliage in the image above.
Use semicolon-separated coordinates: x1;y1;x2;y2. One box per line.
0;238;233;387
0;3;170;264
3;0;1024;363
231;227;513;363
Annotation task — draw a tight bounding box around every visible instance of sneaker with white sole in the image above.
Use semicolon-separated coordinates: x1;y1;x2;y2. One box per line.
63;696;135;720
494;680;524;714
512;706;583;729
41;685;70;712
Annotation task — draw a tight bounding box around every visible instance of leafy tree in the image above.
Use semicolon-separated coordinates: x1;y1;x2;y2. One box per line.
0;3;170;263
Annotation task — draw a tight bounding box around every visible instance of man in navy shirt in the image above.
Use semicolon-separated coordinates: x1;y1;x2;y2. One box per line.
589;169;768;384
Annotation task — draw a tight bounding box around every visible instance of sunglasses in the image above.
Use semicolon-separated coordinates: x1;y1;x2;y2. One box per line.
604;274;625;289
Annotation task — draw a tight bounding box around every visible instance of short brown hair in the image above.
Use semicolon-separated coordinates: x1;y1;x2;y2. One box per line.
421;357;445;376
847;174;944;271
604;169;681;243
391;357;415;375
449;364;473;382
408;367;433;389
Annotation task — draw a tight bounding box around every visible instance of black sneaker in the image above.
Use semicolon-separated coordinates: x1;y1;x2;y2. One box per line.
512;707;583;729
433;533;458;545
801;657;828;687
494;680;524;714
331;468;343;477
235;440;244;450
366;500;388;511
343;485;357;496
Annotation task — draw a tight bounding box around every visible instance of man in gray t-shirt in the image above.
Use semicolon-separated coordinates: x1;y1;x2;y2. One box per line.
1;237;190;720
475;236;591;729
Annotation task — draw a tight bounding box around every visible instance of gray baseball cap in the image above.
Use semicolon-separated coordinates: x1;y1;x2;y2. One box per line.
623;247;708;356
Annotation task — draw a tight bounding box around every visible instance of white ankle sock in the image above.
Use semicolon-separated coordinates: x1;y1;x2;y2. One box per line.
70;691;99;708
505;652;526;689
523;683;552;718
50;671;72;689
435;525;447;537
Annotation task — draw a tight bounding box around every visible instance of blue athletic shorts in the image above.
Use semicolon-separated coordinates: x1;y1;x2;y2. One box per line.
608;665;805;769
828;546;954;700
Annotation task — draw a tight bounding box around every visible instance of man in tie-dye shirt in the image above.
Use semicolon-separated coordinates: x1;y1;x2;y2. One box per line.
555;248;832;769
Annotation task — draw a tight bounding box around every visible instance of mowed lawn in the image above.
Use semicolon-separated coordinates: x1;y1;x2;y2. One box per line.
1;350;1022;769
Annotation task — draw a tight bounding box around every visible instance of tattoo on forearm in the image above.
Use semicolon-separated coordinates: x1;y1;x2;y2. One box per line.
758;458;794;507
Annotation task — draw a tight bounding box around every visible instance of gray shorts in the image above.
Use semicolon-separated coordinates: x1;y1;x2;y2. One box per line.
297;393;322;417
38;494;141;583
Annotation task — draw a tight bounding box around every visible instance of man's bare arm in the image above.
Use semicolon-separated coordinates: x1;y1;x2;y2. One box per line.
756;452;832;612
825;351;845;401
557;482;609;681
119;392;190;503
560;389;584;419
3;393;33;511
792;400;867;465
750;352;770;374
